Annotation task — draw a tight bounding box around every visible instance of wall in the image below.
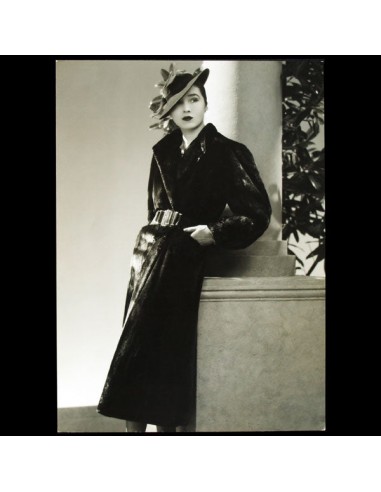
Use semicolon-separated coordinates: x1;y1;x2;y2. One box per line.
197;277;325;431
57;60;282;408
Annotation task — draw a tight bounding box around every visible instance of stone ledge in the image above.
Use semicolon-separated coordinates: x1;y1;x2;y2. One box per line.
202;275;325;291
201;276;325;300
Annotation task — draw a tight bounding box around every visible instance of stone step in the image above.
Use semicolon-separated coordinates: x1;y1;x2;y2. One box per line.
204;254;296;277
223;240;289;256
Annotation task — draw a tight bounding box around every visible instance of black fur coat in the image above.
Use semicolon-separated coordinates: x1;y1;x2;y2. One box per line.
97;123;272;427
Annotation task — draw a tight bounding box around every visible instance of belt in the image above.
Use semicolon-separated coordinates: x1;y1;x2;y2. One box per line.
150;209;195;228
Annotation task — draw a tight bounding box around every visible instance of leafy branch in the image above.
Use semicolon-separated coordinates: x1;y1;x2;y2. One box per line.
148;63;185;134
281;59;325;275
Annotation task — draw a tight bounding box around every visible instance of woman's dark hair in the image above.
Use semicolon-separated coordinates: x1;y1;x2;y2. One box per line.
193;80;208;106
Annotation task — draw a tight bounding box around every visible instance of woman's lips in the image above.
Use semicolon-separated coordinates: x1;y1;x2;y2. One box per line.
182;116;193;121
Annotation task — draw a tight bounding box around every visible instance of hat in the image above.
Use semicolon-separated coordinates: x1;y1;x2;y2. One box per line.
152;67;209;120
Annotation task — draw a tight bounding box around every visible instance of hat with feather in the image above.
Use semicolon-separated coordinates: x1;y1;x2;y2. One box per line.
149;64;209;120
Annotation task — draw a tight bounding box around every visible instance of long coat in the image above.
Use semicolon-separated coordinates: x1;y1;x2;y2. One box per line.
97;123;272;427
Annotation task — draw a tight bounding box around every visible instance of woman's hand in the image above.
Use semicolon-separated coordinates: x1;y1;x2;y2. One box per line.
183;225;216;246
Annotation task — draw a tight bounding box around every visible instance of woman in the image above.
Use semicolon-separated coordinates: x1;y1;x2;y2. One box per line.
97;66;272;432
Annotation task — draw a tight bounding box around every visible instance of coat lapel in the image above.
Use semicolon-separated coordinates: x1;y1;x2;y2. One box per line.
152;129;182;209
152;124;217;209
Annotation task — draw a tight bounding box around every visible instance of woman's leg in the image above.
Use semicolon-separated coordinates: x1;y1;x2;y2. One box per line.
126;420;147;432
156;425;176;433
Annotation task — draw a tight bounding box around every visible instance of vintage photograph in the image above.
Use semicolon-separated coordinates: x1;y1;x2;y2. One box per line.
56;58;325;433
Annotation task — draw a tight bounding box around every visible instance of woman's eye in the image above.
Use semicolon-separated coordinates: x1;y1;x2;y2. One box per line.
190;98;199;103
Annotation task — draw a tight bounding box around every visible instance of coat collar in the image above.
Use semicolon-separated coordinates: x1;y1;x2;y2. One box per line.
152;123;217;208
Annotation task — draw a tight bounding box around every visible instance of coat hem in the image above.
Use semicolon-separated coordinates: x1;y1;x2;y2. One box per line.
97;407;191;428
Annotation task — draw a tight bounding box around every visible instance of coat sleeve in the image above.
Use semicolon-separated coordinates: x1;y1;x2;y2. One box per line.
207;143;272;249
147;155;156;223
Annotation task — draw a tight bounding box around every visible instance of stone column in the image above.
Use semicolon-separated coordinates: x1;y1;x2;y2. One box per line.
202;60;282;240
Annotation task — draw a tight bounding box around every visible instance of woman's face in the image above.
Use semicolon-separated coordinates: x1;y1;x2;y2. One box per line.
169;85;207;131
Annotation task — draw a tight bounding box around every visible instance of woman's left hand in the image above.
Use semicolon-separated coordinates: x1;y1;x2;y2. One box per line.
183;225;216;246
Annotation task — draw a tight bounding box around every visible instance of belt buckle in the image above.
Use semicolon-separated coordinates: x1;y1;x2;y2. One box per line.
151;210;183;226
163;210;171;226
164;210;182;226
